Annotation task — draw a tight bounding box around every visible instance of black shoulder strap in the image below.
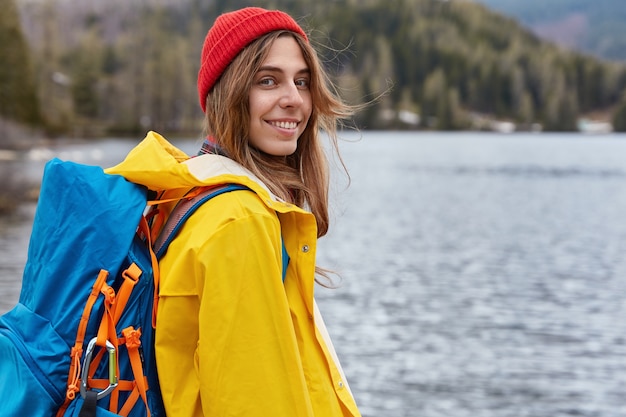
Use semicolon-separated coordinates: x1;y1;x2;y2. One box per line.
153;184;249;259
78;391;98;417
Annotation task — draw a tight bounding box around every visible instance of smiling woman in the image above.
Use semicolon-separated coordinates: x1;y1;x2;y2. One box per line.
106;6;362;417
247;35;312;156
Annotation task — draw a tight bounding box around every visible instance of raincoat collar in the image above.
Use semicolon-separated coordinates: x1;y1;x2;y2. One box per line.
106;131;294;211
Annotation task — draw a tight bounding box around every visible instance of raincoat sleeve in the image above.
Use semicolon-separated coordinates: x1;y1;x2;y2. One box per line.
193;202;315;416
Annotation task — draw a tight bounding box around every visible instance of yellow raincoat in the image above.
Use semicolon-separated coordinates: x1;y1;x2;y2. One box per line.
106;131;361;417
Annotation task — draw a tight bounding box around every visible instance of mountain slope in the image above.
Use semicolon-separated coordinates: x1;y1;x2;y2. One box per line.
472;0;626;61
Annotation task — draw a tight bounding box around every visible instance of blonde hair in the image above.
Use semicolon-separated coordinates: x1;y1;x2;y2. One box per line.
203;30;354;238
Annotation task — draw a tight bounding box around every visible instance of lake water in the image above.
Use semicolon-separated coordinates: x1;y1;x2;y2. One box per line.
1;131;626;417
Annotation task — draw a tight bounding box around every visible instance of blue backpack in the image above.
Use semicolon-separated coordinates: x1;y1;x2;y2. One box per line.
0;158;251;417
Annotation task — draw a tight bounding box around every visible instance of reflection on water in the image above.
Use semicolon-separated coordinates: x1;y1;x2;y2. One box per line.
2;132;626;417
316;132;626;417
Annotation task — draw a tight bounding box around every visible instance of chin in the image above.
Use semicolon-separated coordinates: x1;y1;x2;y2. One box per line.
265;142;299;157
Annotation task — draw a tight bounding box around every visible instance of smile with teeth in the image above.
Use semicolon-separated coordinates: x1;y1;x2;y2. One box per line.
269;120;298;129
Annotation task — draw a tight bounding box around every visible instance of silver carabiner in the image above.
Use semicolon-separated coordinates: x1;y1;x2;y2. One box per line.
80;337;118;400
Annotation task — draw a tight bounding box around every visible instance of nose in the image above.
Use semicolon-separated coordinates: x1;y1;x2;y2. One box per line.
279;83;304;108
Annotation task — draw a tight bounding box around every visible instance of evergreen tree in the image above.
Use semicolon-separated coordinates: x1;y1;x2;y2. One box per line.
71;29;102;120
0;0;40;127
613;91;626;132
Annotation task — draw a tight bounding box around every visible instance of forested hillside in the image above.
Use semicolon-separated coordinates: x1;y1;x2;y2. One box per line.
5;0;626;138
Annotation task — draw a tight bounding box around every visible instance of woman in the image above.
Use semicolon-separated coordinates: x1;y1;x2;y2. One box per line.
109;7;360;416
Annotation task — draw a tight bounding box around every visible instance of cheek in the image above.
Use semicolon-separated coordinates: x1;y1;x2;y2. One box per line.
249;91;273;118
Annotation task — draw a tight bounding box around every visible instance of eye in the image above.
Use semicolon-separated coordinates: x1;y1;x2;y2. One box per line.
295;78;310;89
258;77;276;87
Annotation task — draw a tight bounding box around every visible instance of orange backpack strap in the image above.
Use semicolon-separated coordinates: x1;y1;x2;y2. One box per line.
60;261;151;417
58;269;110;414
120;326;151;417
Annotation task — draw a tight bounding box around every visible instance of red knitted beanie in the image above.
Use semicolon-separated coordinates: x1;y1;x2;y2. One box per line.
197;7;308;112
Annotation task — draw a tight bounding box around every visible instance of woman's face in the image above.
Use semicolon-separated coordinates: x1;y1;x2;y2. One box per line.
248;35;312;156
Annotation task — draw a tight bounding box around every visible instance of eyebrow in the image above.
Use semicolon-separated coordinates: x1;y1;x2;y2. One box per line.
258;65;310;75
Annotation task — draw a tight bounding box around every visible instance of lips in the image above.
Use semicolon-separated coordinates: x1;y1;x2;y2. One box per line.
268;120;298;129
